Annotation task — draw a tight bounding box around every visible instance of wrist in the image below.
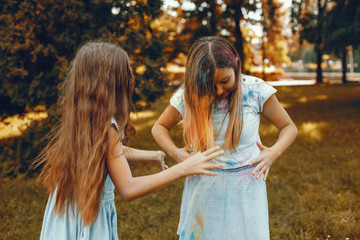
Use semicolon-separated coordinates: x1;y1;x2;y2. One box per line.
170;148;181;163
269;146;282;159
176;160;188;177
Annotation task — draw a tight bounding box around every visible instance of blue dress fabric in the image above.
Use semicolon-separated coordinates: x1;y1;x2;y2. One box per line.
170;75;277;240
40;119;120;240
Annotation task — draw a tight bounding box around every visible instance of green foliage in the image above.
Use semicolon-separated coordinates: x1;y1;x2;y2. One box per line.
324;0;360;53
0;0;168;116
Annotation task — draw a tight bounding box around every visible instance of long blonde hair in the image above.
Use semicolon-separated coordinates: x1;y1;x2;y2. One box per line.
33;42;135;225
183;36;242;152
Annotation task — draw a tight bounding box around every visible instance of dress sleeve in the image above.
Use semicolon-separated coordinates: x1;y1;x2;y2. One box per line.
169;87;185;117
111;118;123;150
257;81;277;113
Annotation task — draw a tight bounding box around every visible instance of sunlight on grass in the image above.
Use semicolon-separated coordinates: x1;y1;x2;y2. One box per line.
298;121;328;141
130;111;156;121
297;94;329;103
0;111;48;139
130;111;157;132
260;124;278;136
279;101;292;108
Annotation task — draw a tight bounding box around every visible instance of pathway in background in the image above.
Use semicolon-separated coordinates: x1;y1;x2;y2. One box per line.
268;72;360;86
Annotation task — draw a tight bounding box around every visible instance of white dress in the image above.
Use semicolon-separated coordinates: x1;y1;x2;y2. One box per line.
170;75;277;240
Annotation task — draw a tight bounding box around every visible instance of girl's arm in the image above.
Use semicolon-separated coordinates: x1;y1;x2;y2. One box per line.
151;105;189;163
106;127;224;201
249;94;298;181
123;146;167;170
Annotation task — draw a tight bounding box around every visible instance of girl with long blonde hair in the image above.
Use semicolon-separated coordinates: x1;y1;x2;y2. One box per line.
152;36;298;239
33;41;224;240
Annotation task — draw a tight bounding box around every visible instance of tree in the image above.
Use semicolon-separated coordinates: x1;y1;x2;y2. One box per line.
223;0;258;71
261;0;291;80
175;0;258;72
324;0;360;83
0;0;167;116
291;0;329;83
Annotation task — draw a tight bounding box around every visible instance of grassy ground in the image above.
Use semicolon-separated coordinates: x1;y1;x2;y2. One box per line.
1;83;359;239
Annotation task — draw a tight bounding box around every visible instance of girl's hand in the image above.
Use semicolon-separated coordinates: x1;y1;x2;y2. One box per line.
155;151;168;171
248;141;280;181
181;146;225;176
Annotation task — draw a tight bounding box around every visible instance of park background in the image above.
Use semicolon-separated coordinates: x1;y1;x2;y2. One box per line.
0;0;359;239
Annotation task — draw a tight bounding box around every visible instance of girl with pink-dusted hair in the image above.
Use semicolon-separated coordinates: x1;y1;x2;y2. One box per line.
152;36;297;239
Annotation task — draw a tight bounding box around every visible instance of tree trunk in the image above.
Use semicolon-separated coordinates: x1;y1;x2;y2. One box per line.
209;0;218;35
233;4;245;72
315;0;324;84
262;38;267;81
315;44;323;83
342;47;347;83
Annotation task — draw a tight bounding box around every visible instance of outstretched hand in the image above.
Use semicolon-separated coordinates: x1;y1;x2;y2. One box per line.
248;141;280;181
181;146;225;177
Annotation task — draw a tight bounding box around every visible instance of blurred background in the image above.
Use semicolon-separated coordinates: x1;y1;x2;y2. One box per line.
0;0;359;239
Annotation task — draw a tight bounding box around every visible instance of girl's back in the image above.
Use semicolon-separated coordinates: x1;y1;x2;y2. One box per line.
40;173;117;240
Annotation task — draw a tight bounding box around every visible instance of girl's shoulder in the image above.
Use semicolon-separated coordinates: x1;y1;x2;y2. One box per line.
170;85;185;116
110;118;120;131
240;74;265;87
240;74;277;113
240;74;275;94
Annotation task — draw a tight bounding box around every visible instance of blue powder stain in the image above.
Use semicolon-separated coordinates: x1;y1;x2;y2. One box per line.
197;70;208;95
226;160;235;166
243;94;248;102
180;230;186;239
248;90;254;99
190;232;195;240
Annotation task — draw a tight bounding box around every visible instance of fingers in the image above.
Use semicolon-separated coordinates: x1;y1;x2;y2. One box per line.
263;167;270;181
206;163;226;170
252;163;270;180
201;170;218;176
255;165;267;180
204;149;225;161
252;160;266;177
256;141;265;150
203;146;221;155
248;156;261;166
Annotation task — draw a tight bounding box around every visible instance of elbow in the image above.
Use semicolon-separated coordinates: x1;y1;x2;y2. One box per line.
122;195;132;202
151;123;158;138
120;191;136;202
293;124;298;137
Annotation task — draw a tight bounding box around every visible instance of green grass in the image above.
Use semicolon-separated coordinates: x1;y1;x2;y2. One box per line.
1;83;359;239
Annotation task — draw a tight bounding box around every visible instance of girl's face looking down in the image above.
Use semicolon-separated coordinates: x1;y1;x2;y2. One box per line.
214;67;235;100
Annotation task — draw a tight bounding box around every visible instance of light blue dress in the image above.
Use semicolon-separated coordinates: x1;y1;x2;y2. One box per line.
40;119;120;240
170;75;277;240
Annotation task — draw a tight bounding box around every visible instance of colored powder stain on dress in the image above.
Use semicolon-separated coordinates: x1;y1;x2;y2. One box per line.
190;232;195;240
248;90;255;99
226;160;235;166
243;94;248;102
180;230;186;238
195;215;204;229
